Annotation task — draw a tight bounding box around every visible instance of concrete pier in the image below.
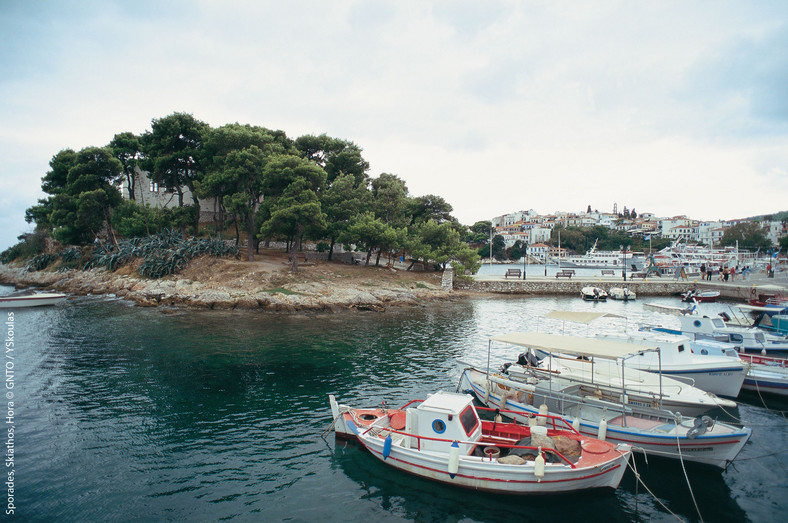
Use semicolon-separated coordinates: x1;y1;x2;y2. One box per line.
453;271;787;299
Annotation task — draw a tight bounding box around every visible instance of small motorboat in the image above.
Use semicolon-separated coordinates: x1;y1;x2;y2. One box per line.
655;315;788;355
681;289;720;303
609;287;636;301
690;343;788;397
0;292;67;308
329;391;631;494
580;286;607;301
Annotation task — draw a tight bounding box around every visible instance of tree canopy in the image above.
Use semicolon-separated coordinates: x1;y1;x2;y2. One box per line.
22;113;481;273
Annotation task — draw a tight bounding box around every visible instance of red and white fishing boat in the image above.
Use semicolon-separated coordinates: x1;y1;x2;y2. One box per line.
329;391;631;494
0;292;66;308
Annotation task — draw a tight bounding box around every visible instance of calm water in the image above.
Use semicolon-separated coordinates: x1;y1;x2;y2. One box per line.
5;285;787;522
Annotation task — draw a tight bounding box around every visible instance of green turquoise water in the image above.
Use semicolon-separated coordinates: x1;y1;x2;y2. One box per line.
6;288;787;521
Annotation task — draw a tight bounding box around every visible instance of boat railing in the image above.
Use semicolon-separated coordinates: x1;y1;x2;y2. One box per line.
361;412;579;468
520;364;677;403
475;405;580;435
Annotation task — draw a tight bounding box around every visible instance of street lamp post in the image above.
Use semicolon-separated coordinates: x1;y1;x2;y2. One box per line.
622;245;629;281
523;241;528;280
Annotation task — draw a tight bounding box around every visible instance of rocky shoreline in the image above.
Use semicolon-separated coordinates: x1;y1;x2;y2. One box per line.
0;261;462;312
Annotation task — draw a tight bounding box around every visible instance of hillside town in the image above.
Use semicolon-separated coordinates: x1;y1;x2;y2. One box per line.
491;205;786;256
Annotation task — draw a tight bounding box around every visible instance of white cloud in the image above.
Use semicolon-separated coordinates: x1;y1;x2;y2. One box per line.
1;0;787;250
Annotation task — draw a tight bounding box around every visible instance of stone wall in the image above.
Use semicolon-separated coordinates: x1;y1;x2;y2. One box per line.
453;279;693;296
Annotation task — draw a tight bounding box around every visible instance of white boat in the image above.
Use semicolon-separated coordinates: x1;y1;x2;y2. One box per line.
609;287;636;301
580;286;608;301
689;343;788;397
681;290;720;303
496;332;737;417
656;315;788;355
595;332;746;398
650;242;752;273
559;241;645;271
329;391;631;494
0;292;67;308
460;367;751;469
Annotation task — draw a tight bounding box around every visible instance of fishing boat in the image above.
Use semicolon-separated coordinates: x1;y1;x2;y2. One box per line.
0;291;67;308
580;286;608;301
329;391;631;494
681;289;720;303
609;287;636;301
494;332;737;416
459;367;751;469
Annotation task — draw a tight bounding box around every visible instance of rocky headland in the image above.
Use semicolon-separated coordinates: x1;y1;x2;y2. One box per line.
0;254;464;312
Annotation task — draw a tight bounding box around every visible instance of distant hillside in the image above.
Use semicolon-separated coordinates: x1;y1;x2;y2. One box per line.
748;210;788;221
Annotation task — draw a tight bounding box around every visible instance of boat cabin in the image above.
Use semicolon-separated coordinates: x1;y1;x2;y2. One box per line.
406;392;482;455
679;316;767;344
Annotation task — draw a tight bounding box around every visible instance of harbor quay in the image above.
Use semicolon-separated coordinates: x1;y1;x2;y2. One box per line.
452;270;788;299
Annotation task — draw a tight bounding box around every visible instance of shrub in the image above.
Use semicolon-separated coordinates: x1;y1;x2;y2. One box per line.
0;231;48;263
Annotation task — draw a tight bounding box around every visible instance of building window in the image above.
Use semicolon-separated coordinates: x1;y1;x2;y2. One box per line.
149;181;159;192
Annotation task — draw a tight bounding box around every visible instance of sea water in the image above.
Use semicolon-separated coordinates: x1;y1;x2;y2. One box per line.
4;285;786;521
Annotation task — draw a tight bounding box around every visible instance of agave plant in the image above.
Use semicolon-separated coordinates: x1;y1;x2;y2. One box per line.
26;253;57;272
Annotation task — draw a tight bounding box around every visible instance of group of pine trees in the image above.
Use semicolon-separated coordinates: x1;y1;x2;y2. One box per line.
23;112;481;272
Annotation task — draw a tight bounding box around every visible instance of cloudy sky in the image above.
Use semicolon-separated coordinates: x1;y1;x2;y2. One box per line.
2;0;787;250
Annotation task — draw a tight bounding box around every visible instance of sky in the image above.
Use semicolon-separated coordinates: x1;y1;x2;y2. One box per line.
1;0;787;251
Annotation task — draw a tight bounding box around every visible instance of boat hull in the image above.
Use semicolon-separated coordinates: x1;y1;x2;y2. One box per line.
0;293;67;308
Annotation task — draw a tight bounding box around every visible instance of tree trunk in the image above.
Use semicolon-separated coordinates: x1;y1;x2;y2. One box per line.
126;172;135;200
328;238;336;261
233;216;240;246
290;226;304;273
190;187;200;236
246;212;255;261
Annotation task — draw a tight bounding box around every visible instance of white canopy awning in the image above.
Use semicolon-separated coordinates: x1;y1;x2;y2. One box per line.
490;331;659;360
544;310;625;324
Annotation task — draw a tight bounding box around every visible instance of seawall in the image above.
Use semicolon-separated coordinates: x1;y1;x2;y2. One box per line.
453;273;776;300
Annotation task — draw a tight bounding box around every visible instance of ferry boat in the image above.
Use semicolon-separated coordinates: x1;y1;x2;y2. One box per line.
559;241;644;270
649;241;755;273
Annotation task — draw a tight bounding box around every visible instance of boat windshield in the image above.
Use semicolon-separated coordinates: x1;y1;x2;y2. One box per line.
459;405;479;436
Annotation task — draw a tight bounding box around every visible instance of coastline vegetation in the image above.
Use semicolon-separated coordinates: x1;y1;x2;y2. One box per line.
9;112;482;276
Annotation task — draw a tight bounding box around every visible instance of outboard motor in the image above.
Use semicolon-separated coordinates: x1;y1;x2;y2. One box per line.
686;415;715;439
517;351;540;367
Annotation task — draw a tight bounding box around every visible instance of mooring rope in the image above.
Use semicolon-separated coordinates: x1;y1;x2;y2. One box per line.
321;413;342;439
625;456;684;522
674;419;704;522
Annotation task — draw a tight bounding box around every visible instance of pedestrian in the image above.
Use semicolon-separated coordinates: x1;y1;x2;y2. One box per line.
730;266;736;281
724;267;729;282
700;264;706;280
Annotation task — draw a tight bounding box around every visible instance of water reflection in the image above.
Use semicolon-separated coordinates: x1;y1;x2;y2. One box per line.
14;292;777;521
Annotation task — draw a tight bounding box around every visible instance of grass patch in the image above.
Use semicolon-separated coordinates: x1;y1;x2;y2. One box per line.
414;282;430;289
